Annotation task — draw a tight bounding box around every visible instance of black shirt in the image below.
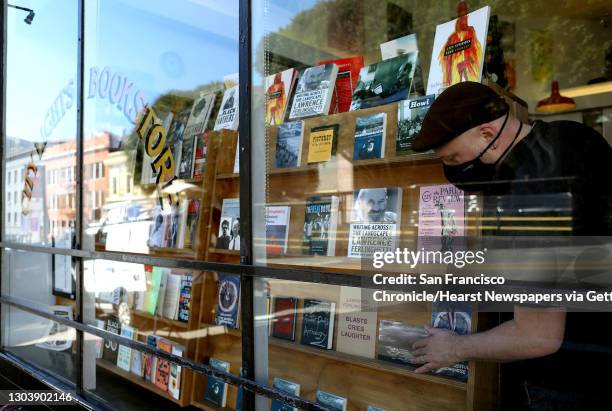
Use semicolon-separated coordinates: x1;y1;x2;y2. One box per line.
486;120;612;397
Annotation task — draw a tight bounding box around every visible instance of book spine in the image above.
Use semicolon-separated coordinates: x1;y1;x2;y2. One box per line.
326;196;340;256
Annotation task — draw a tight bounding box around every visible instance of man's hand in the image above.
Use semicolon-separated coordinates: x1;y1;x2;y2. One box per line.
412;325;464;374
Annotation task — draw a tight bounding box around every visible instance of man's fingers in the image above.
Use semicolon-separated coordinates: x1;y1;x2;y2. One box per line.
414;362;435;374
412;348;427;357
412;338;428;349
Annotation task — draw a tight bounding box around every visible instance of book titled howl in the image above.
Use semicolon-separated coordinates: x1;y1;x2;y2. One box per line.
349;52;423;111
316;390;347;411
302;196;340;256
348;187;402;258
274;121;304;168
271;377;301;411
216;273;241;329
300;299;336;350
431;301;472;381
353;113;387;160
288;63;339;120
204;358;231;407
396;95;435;156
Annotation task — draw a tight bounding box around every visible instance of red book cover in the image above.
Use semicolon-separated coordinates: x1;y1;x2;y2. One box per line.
154;339;173;391
271;297;298;341
319;56;364;113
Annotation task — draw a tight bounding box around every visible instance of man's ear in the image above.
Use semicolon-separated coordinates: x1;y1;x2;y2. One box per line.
477;122;498;143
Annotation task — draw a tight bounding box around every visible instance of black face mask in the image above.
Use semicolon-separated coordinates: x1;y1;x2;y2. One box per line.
443;113;522;192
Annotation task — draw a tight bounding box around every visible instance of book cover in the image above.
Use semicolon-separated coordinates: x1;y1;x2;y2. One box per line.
426;6;491;95
94;319;106;359
216;273;241;329
154;339;173;391
349;52;423;111
178;273;193;323
130;344;144;377
154;267;170;317
167;107;192;179
144;335;161;382
396;95;435;156
182;198;201;250
233;137;240;173
274;121;304;168
270;297;298;341
288;63;339;119
224;72;239;89
265;206;291;255
214;85;239;131
336;286;377;358
348;187;402;258
143;266;164;315
303;196;340;256
417;184;465;252
431;301;471;380
217;198;240;250
102;315;121;364
315;390;347;411
36;305;74;352
204;358;230;407
168;344;184;400
377;320;428;366
147;206;165;249
165;202;181;248
116;324;135;371
180;94;216;179
380;33;419;60
162;273;182;320
300;299;335;350
353;113;387;160
192;131;209;180
319;56;364;113
266;68;297;126
307;124;339;164
271;377;301;411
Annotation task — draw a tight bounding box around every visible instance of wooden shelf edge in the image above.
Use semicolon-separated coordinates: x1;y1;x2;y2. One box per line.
216;173;239;180
207;248;240;256
131;309;190;329
200;322;242;338
96;358;187;406
192;399;233;411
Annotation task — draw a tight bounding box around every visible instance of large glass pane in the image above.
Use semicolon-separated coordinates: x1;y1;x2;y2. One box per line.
251;1;612;410
82;0;241;268
4;0;78;247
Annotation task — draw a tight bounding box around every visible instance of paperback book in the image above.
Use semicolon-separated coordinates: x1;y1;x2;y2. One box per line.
319;56;364;113
377;320;428;366
102;315;121;364
217;198;240;250
168;344;184;400
303;195;340;256
182;198;201;250
353;113;386;160
178;273;193;322
274;121;304;168
396;95;435;156
417;184;465;252
204;358;231;407
307;124;339;164
316;390;347;411
431;301;471;381
192;132;209;180
350;52;423;111
270;297;298;341
167;107;192;179
265;68;297;126
130;344;144;377
380;33;419;60
336;286;377;358
116;324;135;371
265;206;291;255
214;85;239;131
154;338;173;391
162;273;182;320
184;93;216;140
216;273;241;329
144;335;161;383
348;187;402;258
271;377;301;411
288;63;339;120
426;6;491;95
300;299;335;350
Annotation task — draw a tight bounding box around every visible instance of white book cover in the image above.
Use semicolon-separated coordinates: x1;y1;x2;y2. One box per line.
130;346;144;377
217;198;240;251
184;93;216;138
116;325;135;371
265;206;291;255
348;187;402;258
176;197;189;249
417;184;465;252
265;68;297;126
289;64;339;119
214;85;239;131
426;6;491;95
163;273;182;320
380;33;419;60
154;268;170;317
168;345;184;400
336;286;377;359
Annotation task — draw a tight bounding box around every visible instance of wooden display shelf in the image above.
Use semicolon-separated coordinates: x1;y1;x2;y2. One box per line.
192;399;234;411
208;248;240;256
96;358;189;406
131;309;190;330
216;173;239;180
200;322;241;338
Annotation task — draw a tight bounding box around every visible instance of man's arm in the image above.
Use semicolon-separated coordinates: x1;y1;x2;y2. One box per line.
412;306;566;374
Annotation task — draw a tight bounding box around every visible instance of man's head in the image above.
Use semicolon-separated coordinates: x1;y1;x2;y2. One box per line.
231;218;240;236
356;188;388;222
221;219;229;235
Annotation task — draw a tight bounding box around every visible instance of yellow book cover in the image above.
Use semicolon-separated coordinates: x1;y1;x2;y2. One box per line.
307;125;339;163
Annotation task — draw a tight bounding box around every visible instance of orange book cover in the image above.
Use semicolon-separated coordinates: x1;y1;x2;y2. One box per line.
154;339;173;392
